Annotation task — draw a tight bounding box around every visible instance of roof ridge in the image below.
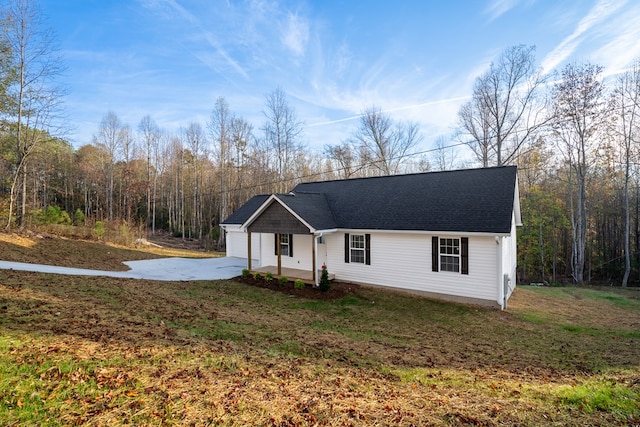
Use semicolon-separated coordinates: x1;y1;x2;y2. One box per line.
294;165;517;187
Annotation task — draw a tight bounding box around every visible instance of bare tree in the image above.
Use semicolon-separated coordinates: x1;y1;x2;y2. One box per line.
432;136;458;171
138;115;160;233
228;115;253;209
324;142;357;178
552;62;609;284
184;122;206;239
3;0;65;229
458;97;494;167
93;111;126;221
209;96;231;245
458;45;547;167
346;106;422;176
261;87;305;192
120;124;135;222
610;59;640;287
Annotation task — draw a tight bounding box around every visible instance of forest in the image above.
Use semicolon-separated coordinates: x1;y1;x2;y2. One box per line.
1;1;640;287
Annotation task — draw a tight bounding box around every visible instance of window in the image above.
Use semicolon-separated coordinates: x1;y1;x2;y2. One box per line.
350;234;365;263
432;236;468;274
280;234;290;256
439;238;460;272
274;234;293;257
344;233;371;265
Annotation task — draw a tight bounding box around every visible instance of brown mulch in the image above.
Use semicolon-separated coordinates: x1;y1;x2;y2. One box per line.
234;275;361;300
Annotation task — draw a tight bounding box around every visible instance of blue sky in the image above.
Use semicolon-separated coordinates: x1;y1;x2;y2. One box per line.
40;0;640;155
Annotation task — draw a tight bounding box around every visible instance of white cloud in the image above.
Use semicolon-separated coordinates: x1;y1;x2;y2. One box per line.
281;13;310;56
484;0;519;21
590;4;640;77
541;0;626;74
142;0;249;79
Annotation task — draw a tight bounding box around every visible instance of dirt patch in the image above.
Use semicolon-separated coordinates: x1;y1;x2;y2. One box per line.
0;232;163;271
146;231;222;254
0;231;218;272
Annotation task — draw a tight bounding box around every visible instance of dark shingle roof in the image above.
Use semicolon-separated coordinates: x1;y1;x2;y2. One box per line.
221;194;270;225
276;192;338;230
224;166;518;234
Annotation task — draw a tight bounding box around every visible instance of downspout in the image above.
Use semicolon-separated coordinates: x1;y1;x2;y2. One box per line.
314;233;321;287
496;236;504;310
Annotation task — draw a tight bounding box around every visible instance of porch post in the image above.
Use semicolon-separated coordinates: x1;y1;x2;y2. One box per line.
247;231;252;271
312;235;316;285
277;233;282;275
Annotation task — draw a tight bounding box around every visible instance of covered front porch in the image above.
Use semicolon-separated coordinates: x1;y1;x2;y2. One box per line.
252;265;335;285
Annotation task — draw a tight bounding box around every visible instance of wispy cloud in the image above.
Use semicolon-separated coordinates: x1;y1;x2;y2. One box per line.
590;4;640;76
142;0;249;79
281;13;310;56
484;0;519;21
540;0;626;74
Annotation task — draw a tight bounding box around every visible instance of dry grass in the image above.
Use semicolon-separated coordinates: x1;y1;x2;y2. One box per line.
0;232;216;271
0;265;639;425
0;236;639;425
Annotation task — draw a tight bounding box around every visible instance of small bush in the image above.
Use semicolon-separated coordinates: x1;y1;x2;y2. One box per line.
94;221;106;239
294;279;305;290
319;264;331;292
265;272;273;282
253;272;263;281
73;208;85;226
279;276;289;286
242;269;251;278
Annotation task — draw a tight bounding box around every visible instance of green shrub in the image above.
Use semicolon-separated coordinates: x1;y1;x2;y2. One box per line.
73;209;86;226
253;272;263;281
31;205;72;225
319;264;331;292
242;269;251;278
279;276;289;286
265;272;273;282
94;221;106;239
294;279;305;290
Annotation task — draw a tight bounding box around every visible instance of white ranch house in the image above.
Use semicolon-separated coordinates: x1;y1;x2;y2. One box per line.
221;166;521;309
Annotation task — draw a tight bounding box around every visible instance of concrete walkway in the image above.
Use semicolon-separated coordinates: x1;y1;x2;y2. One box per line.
0;256;252;281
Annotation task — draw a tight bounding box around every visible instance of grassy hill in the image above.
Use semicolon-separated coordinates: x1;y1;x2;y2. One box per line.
0;236;639;425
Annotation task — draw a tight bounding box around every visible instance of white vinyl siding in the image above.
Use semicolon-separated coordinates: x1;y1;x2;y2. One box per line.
325;232;499;303
224;225;261;259
261;234;314;271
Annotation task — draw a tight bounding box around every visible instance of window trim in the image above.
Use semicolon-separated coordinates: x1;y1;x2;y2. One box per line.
432;236;468;275
274;233;293;257
350;234;366;264
344;233;371;265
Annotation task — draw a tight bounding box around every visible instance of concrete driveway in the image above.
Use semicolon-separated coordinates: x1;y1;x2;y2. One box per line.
0;256;252;281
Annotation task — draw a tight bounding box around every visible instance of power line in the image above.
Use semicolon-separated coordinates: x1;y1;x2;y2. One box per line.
209;141;470;197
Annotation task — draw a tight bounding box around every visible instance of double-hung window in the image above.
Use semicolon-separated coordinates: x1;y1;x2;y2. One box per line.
280;234;290;256
274;234;293;257
439;238;460;272
350;234;365;263
432;236;468;274
344;233;371;265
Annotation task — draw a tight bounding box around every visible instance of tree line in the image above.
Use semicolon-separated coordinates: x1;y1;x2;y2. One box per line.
1;1;640;286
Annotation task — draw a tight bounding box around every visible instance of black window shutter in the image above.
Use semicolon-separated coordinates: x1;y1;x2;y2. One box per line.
274;233;278;255
365;234;371;265
344;233;350;263
432;236;439;272
461;237;469;275
289;234;293;257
